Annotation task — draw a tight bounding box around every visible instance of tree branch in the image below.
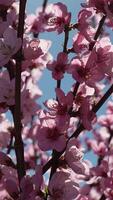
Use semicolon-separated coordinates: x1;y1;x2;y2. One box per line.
89;15;106;50
42;0;48;12
57;25;69;89
14;0;27;183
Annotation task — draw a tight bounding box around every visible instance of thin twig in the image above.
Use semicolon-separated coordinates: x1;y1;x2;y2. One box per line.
94;15;106;41
7;133;13;154
42;0;48;12
89;15;106;50
56;25;70;90
73;82;80;96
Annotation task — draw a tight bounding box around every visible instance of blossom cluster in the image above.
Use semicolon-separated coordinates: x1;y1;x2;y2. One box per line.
0;0;113;200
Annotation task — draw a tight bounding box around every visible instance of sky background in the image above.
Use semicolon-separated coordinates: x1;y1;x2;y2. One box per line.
26;0;113;165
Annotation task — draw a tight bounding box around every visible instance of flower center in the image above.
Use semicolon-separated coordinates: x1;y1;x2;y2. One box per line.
55;64;65;73
57;104;67;115
47;127;60;140
77;67;91;80
48;16;63;26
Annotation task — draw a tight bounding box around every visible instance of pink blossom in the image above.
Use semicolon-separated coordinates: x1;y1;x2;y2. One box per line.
0;21;9;38
6;1;20;26
1;0;113;198
55;88;73;127
29;3;71;34
0;187;12;200
45;88;73;115
73;92;96;130
25;14;39;35
91;160;108;177
33;39;52;69
0;26;21;66
24;143;36;169
93;127;110;143
21;76;42;125
47;52;68;80
37;118;67;152
44;88;73;129
22;38;52;70
79;97;95;130
0;114;11;149
85;0;105;12
73;33;89;54
23;39;43;61
32;165;43;191
0;152;15;168
86;0;113;16
76;196;90;200
68;37;113;87
0;0;14;7
65;139;87;174
95;37;113;76
48;170;79;200
20;176;34;199
68;54;104;87
41;2;71;33
86;139;107;156
0;73;15;107
4;178;19;199
107;101;113;114
77;8;96;42
0;165;18;198
55;88;73;109
98;114;113;128
20;170;44;200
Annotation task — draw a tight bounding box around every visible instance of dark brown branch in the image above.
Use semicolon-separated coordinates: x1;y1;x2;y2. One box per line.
92;84;113;113
56;25;69;90
63;25;69;53
17;0;27;40
14;0;27;183
73;82;80;96
94;15;106;41
5;60;15;80
7;133;13;154
89;15;106;50
42;0;48;12
43;149;64;174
